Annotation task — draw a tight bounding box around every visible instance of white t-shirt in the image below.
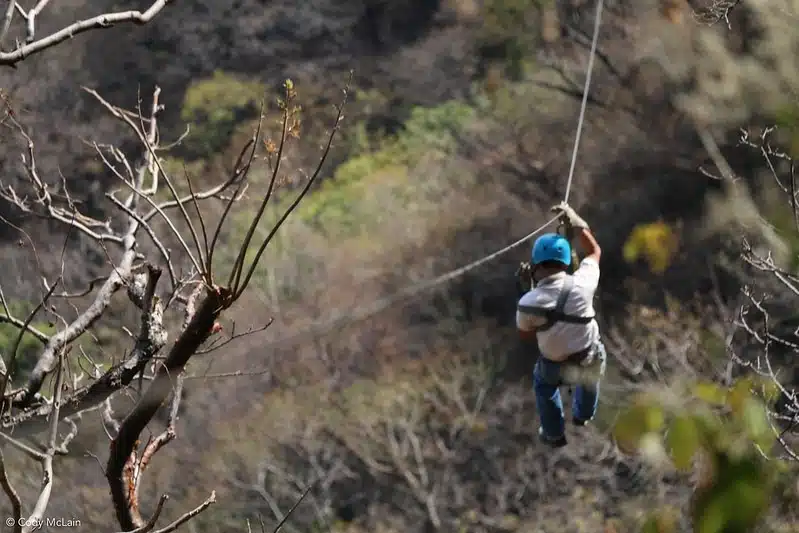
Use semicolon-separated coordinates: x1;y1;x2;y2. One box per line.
516;257;600;361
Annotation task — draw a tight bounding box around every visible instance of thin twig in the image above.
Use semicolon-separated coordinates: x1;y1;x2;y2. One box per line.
150;491;216;533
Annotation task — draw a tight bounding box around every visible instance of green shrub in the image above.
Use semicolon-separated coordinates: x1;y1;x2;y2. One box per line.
296;100;476;233
180;71;264;158
214;100;478;301
228;100;475;246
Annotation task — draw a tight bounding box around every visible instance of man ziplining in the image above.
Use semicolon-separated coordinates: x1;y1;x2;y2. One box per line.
515;202;607;448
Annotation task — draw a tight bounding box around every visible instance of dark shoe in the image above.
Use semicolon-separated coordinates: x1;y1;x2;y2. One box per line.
573;416;590;427
538;427;568;448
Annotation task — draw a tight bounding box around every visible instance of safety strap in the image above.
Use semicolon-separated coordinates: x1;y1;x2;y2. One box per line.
518;275;595;332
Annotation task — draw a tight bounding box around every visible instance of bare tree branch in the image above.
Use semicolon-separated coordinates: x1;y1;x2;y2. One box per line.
21;348;65;533
1;64;351;530
229;73;352;298
195;319;273;355
1;261;167;439
0;275;61;413
0;448;21;533
705;122;799;461
113;372;183;528
0;0;172;67
0;0;16;49
130;494;168;533
102;77;349;530
0;277;49;344
691;0;742;28
1;115;122;244
149;491;216;533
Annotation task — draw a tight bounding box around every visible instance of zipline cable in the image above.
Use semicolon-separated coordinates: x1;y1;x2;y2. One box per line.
262;0;604;349
266;215;560;348
564;0;603;203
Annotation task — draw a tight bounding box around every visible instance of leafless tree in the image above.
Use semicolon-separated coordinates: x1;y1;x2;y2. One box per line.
732;127;799;461
697;124;799;463
670;0;799;463
0;40;350;530
0;0;174;67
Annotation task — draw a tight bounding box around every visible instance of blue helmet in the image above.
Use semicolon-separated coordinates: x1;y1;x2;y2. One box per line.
531;233;571;266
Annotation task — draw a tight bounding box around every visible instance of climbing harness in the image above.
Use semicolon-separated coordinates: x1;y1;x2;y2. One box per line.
519;276;595;333
263;0;605;350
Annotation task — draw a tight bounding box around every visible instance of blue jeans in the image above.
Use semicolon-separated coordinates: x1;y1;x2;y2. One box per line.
533;341;607;439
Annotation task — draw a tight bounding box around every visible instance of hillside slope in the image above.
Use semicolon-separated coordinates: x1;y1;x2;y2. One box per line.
1;0;798;531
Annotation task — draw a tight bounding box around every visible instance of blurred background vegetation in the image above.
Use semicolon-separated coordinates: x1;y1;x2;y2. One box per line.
1;0;799;531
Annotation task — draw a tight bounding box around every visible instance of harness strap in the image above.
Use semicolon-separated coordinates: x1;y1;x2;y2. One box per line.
554;275;573;315
517;275;595;332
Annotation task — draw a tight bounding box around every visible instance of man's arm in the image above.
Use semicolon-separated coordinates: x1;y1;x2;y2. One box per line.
551;201;601;290
571;227;601;293
551;202;600;265
574;226;601;264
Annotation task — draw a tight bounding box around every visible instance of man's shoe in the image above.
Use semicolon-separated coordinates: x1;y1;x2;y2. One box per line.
573;416;591;427
538;427;568;448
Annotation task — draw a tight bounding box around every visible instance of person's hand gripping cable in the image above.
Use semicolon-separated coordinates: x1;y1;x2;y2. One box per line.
550;201;589;272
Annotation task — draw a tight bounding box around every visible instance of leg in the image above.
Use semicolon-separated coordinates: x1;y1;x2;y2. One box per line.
573;341;607;424
533;358;567;446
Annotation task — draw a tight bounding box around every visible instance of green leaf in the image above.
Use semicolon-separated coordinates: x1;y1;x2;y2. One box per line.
727;378;754;415
645;404;666;431
667;415;700;471
694;382;727;406
757;378;781;404
612;402;664;450
694;492;727;533
694;456;773;533
741;397;772;448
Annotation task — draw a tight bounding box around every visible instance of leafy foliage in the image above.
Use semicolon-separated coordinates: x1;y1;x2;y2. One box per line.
180;70;265;158
622;221;680;274
297;100;475;233
613;377;786;533
221;99;478;297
